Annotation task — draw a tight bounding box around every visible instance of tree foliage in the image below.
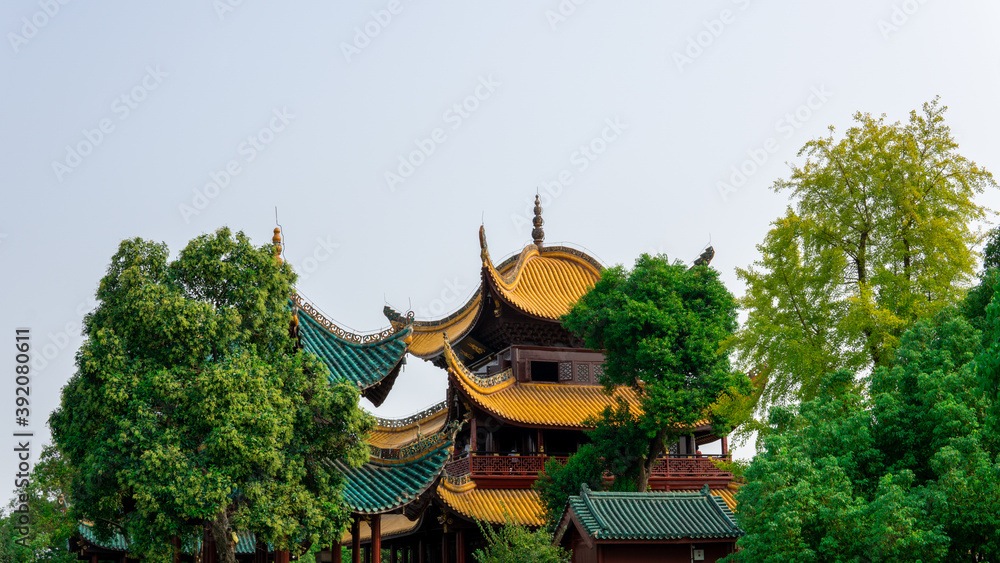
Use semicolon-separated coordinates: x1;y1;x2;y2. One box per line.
473;517;569;563
1;445;77;563
561;254;750;491
48;228;373;563
733;278;1000;561
736;98;995;409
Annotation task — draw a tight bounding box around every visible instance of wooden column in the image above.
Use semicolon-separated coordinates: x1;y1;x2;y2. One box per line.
470;417;477;451
722;436;729;457
203;526;217;563
332;542;343;563
90;556;98;563
371;514;382;563
275;550;290;563
351;517;361;563
418;538;425;563
389;544;397;563
441;533;450;563
455;529;466;563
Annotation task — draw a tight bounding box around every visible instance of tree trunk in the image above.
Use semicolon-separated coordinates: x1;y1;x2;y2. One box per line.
636;430;669;491
210;508;238;563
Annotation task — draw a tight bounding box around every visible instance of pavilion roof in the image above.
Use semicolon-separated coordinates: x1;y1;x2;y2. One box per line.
295;294;411;407
384;226;602;360
556;485;743;543
332;423;459;515
369;401;450;450
77;522;258;555
437;477;546;527
443;337;641;428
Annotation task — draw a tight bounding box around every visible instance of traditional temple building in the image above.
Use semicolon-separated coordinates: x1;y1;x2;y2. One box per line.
325;198;739;563
71;206;741;562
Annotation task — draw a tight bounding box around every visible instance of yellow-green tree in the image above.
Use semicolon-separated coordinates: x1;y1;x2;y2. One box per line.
736;98;995;409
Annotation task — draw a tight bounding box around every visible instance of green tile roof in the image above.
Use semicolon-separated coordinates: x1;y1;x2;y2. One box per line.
564;485;743;541
333;425;456;514
296;303;411;392
78;522;258;554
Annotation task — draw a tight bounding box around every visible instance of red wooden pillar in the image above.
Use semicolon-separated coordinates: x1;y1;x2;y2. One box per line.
371;515;382;563
203;526;217;563
389;544;397;563
332;542;343;563
275;550;290;563
455;529;466;563
90;556;98;563
722;436;729;458
351;517;361;563
470;417;477;451
441;533;450;563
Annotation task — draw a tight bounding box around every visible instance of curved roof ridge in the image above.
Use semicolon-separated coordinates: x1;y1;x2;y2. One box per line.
374;400;448;430
443;336;515;394
294;293;410;346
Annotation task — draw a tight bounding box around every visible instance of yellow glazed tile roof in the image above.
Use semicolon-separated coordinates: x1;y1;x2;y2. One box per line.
405;291;482;358
339;514;421;545
369;407;449;450
386;233;603;359
674;487;738;511
483;245;602;321
438;479;545;527
444;339;640;428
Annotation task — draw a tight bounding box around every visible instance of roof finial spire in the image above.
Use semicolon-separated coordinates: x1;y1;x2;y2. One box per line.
272;227;283;264
531;192;544;249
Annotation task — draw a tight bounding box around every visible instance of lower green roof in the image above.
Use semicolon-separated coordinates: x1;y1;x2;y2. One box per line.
564;485;743;541
333;425;457;514
78;522;258;554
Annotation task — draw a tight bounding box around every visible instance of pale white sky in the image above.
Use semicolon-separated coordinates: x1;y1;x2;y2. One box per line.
3;0;1000;495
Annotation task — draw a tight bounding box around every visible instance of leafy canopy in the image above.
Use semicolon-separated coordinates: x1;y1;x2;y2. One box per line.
473;517;569;563
735;98;995;410
49;228;373;563
732;278;1000;561
558;254;750;492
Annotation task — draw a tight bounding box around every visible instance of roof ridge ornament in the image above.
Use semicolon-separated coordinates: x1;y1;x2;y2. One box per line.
531;193;544;249
479;225;490;265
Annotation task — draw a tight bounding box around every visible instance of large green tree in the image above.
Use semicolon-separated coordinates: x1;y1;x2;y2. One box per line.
732;278;1000;561
49;228;372;563
736;98;995;409
559;254;750;491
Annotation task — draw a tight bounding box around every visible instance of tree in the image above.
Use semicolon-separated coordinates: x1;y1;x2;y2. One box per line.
1;445;78;563
49;228;373;563
473;517;569;563
732;293;1000;561
561;254;750;491
736;98;995;409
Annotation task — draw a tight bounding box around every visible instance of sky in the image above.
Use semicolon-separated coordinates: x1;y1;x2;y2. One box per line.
3;0;1000;500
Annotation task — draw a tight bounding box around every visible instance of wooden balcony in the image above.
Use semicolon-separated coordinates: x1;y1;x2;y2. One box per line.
445;453;733;489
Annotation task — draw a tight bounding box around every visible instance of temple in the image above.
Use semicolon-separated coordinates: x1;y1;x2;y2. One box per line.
71;202;742;562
